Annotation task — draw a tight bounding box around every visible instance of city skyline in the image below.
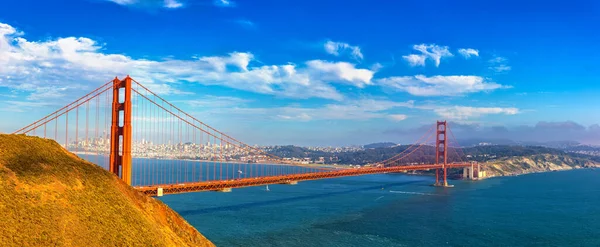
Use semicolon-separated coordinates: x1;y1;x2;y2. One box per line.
1;0;599;146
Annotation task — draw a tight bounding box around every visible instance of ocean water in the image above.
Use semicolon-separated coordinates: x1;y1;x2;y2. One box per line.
159;169;600;247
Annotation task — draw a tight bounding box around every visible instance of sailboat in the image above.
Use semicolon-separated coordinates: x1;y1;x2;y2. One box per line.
265;185;270;191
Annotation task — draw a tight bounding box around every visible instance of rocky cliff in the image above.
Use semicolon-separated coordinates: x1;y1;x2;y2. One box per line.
482;153;600;177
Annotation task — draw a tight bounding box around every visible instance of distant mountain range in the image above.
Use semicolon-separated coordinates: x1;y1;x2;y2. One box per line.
362;140;599;151
456;139;597;150
266;143;600;166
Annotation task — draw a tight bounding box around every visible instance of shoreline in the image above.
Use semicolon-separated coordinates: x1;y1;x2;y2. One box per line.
480;165;600;180
396;164;600;181
71;151;334;168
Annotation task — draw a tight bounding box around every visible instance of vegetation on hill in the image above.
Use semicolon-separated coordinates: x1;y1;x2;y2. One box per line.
0;134;214;247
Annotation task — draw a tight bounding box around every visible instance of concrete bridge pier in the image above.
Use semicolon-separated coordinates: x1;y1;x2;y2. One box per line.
463;162;485;180
281;180;298;185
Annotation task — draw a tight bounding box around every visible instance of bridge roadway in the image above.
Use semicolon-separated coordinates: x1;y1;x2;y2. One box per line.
136;163;473;196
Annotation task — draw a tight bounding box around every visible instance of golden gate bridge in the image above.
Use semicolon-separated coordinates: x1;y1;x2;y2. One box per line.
13;76;477;196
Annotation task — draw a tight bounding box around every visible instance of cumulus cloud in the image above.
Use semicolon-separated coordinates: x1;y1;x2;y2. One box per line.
306;60;373;88
190;98;414;122
107;0;136;5
271;99;410;121
402;44;452;67
488;56;511;72
214;0;235;7
388;114;408;121
0;100;56;113
402;54;426;67
178;95;252;108
324;40;363;60
0;22;382;105
377;75;507;96
105;0;183;9
458;48;479;58
387;121;600;145
164;0;183;8
430;106;519;120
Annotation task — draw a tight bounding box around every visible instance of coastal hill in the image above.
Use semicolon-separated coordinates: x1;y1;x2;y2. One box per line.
482;153;599;177
266;144;600;177
0;134;214;247
363;142;397;149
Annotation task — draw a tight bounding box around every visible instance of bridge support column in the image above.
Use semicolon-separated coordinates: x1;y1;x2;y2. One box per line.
463;164;475;180
433;121;453;187
109;76;133;186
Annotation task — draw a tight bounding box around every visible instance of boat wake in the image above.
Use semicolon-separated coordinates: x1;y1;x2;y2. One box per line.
388;190;437;196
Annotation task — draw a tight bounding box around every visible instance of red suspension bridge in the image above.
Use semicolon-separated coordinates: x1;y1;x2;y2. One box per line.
13;76;477;196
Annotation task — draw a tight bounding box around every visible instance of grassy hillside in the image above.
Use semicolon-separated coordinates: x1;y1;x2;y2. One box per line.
0;134;214;247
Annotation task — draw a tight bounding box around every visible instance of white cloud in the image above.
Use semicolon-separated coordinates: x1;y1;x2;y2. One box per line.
306;60;373;88
489;57;507;63
402;54;426;67
1;100;56;112
402;44;452;67
388;114;408;121
0;22;383;105
107;0;136;5
164;0;183;8
490;64;511;72
324;40;363;60
377;75;507;96
215;0;235;7
488;56;511;72
432;106;519;120
370;63;383;71
106;0;182;9
458;48;479;58
223;99;414;122
235;19;256;29
178;95;252;108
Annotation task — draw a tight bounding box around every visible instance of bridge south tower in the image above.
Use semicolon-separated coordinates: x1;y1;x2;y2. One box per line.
434;120;452;187
109;76;133;186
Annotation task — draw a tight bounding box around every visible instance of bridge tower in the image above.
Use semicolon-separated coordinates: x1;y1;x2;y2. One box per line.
434;120;451;187
109;76;133;185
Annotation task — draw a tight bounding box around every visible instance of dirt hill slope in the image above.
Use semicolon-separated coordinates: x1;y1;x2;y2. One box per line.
0;134;214;247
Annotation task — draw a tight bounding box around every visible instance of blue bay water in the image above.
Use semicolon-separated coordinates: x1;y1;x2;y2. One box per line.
77;155;600;246
157;169;600;247
78;154;318;186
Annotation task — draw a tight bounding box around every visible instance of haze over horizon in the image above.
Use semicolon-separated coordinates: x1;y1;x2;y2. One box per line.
0;0;599;146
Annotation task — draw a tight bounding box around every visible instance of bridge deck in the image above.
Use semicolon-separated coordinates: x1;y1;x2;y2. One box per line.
136;163;473;196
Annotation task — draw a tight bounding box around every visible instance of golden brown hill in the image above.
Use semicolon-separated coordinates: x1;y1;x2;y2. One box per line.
0;134;214;247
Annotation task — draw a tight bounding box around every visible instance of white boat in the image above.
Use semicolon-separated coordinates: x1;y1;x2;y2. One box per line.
265;185;270;191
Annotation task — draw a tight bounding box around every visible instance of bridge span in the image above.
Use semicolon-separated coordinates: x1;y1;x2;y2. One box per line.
14;76;478;196
137;163;474;196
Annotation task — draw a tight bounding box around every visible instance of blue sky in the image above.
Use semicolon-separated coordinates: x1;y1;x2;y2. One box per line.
0;0;599;146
